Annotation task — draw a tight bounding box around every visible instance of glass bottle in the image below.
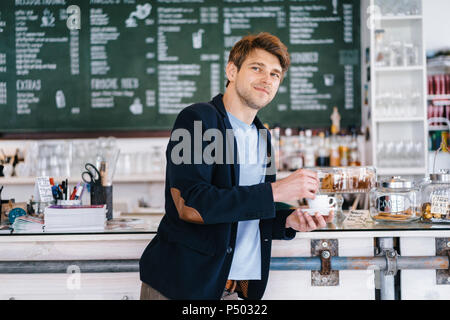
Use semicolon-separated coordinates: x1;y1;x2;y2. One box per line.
290;129;305;171
316;131;330;167
349;132;361;166
284;127;293;171
339;134;350;167
271;124;282;171
303;129;315;168
329;125;340;166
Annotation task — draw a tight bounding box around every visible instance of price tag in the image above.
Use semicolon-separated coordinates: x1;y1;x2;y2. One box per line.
431;195;450;216
343;210;372;226
34;177;54;203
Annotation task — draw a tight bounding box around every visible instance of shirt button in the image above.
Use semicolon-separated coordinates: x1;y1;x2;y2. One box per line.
264;238;269;242
227;247;233;254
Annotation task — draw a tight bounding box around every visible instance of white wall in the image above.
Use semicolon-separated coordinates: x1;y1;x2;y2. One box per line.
423;0;450;52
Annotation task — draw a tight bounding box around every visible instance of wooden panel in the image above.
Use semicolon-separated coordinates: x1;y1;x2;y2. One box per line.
0;273;141;300
263;270;375;300
400;237;450;300
0;239;151;261
267;236;375;299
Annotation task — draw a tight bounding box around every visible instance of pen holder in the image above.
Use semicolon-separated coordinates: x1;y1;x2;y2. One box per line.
90;183;113;220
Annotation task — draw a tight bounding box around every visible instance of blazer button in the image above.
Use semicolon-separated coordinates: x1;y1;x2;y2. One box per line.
264;238;269;242
227;247;233;254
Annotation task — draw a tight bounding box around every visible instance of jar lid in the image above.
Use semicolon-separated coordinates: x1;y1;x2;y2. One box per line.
430;169;450;183
379;176;413;189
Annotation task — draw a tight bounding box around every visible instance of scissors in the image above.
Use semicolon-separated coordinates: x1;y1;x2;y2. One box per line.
82;163;102;186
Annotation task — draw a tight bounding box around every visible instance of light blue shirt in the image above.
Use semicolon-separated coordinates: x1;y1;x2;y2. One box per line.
227;111;266;280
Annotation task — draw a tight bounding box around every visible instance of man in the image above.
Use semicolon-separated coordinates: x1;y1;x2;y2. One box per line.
139;32;334;300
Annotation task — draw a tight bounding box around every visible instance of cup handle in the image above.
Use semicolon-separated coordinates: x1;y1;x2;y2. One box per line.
328;197;336;208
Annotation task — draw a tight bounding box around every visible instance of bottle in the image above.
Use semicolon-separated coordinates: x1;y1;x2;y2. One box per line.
330;106;341;133
316;131;330;167
441;131;449;153
329;125;340;166
339;133;349;166
303;129;316;168
284;127;293;171
349;131;361;166
287;129;303;171
271;124;282;171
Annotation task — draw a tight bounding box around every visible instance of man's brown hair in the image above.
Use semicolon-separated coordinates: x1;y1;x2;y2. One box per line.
226;32;290;86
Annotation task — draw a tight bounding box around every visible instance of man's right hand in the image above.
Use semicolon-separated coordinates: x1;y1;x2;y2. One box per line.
271;169;320;202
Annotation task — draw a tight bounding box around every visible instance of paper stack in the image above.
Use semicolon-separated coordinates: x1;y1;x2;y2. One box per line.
12;216;44;233
44;205;106;232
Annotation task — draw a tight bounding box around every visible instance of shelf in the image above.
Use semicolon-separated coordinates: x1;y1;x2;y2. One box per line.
427;117;449;131
374;117;424;123
376;167;426;176
374;66;424;72
0;174;166;185
427;94;450;100
375;15;422;21
429;125;449;131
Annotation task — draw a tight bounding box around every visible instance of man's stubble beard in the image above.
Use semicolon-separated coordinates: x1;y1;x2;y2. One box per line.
235;84;272;111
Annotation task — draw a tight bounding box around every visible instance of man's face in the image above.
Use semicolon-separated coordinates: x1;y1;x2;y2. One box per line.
228;48;283;110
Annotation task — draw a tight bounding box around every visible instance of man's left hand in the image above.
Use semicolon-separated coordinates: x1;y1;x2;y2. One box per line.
285;209;334;232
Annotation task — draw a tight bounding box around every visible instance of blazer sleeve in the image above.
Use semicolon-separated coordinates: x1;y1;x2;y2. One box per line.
271;208;297;240
166;106;276;225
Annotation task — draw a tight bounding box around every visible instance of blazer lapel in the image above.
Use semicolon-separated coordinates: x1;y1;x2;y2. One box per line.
211;94;240;186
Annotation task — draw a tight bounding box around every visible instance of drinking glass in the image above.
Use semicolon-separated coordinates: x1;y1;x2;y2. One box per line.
377;141;385;167
385;140;395;167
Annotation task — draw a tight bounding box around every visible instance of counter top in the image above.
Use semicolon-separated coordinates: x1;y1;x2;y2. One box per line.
1;212;449;239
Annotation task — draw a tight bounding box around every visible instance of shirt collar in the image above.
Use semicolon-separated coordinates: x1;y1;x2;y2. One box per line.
211;94;267;131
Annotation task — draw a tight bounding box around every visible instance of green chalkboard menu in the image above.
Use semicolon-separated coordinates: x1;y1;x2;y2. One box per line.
0;0;360;133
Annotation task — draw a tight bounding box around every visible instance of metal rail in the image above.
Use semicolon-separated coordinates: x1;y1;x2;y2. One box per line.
0;255;447;274
269;255;449;271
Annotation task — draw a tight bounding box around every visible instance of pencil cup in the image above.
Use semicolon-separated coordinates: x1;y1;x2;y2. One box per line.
90;183;113;220
104;185;113;221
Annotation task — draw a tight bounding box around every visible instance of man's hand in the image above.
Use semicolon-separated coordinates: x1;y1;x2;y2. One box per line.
285;209;334;232
271;169;320;202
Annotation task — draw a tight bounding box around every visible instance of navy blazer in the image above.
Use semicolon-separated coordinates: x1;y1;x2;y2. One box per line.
139;94;296;300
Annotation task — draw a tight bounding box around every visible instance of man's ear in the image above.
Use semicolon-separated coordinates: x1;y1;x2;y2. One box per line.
225;62;237;84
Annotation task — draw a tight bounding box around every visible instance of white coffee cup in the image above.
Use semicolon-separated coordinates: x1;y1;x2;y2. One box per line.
307;195;336;215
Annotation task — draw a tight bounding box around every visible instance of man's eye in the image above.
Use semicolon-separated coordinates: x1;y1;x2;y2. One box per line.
252;66;260;71
271;73;280;78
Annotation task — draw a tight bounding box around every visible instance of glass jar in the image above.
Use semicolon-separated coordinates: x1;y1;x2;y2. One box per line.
370;176;421;223
419;170;450;223
317;166;376;193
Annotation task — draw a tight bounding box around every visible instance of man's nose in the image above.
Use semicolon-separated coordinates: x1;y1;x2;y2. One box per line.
261;71;272;85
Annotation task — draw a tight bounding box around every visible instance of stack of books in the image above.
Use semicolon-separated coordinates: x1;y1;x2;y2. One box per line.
12;216;44;233
44;205;106;232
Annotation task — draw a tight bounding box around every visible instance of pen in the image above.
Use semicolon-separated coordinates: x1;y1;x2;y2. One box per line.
65;179;68;200
70;186;77;200
74;183;83;200
58;184;64;200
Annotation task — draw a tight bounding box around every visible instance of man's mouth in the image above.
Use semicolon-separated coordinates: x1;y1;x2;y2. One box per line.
254;86;269;95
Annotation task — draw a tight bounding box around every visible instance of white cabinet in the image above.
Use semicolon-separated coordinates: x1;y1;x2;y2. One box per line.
367;0;428;176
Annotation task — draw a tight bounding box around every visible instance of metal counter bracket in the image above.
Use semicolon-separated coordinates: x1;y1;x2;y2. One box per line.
311;239;339;286
436;238;450;285
381;248;398;276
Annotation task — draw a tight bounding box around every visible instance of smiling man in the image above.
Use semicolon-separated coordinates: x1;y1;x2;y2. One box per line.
139;32;334;300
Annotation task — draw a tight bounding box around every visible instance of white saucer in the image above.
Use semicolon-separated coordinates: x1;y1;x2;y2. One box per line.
302;208;330;216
